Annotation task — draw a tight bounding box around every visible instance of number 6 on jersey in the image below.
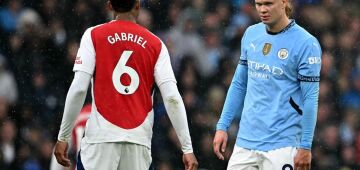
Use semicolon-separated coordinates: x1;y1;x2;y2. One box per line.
112;50;139;95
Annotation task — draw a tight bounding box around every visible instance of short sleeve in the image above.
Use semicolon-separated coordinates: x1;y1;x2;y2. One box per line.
154;41;177;86
297;38;322;82
73;27;96;75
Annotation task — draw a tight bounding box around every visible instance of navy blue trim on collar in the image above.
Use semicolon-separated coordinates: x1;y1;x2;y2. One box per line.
266;19;295;35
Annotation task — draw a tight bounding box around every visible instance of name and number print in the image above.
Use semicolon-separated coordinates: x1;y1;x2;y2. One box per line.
112;50;139;95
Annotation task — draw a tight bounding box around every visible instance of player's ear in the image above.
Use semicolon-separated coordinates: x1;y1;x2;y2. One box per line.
107;1;113;11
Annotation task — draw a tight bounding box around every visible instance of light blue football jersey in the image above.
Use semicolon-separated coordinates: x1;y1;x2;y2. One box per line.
217;20;322;151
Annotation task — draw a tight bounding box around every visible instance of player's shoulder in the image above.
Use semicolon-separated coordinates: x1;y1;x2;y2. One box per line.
245;22;266;34
291;21;319;43
81;23;105;38
242;22;266;42
291;22;321;54
140;26;163;44
86;21;120;36
131;23;165;50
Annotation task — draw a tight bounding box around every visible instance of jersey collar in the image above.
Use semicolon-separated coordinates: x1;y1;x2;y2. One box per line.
266;19;295;35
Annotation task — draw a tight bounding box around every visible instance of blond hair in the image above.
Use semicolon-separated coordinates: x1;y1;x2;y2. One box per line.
285;0;292;17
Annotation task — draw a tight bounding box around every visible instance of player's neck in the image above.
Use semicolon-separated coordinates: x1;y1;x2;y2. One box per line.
267;17;290;33
114;13;137;23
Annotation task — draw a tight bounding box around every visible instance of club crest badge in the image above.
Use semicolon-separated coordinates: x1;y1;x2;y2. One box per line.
278;48;288;59
262;43;272;56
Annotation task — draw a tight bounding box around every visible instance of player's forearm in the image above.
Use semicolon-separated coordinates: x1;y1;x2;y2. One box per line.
58;71;91;142
216;64;247;131
159;81;193;154
299;81;319;150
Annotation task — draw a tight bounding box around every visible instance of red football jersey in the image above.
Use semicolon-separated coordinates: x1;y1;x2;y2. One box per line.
90;21;161;129
73;20;176;146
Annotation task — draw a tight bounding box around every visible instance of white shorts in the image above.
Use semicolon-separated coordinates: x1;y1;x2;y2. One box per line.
78;139;152;170
227;145;297;170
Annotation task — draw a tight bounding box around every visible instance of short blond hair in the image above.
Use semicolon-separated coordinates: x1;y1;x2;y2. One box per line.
285;0;292;17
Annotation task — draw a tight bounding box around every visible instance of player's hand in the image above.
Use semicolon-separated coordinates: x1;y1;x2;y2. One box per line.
182;153;198;170
294;148;312;170
54;140;71;167
213;130;228;160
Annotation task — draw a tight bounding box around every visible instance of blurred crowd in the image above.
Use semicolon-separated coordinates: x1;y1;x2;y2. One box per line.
0;0;359;169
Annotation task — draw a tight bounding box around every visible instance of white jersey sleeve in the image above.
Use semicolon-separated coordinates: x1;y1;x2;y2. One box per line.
154;42;177;86
155;42;193;154
57;71;91;142
73;27;96;75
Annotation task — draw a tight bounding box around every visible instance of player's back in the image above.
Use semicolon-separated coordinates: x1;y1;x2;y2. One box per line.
81;20;166;147
91;20;161;129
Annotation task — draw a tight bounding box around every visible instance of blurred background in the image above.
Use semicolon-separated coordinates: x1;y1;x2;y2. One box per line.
0;0;359;169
